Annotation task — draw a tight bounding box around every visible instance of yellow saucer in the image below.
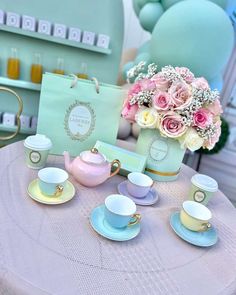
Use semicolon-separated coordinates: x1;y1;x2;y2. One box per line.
27;179;76;205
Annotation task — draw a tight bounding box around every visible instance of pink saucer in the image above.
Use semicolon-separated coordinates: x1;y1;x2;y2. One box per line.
117;181;159;206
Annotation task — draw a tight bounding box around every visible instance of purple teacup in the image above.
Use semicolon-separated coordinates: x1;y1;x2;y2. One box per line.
127;172;153;198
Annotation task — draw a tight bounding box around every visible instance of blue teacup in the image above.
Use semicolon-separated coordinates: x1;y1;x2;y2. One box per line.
38;167;68;197
104;194;141;228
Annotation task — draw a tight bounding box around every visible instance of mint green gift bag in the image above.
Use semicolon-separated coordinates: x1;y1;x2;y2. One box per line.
37;73;125;156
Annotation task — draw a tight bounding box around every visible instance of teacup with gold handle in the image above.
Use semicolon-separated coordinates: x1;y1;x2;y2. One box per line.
180;200;212;232
104;194;141;229
38;167;68;197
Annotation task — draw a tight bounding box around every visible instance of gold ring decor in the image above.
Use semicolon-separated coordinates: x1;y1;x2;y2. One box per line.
0;87;23;141
145;167;180;177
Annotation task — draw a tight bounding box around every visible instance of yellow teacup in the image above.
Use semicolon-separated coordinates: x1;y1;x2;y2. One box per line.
180;201;212;232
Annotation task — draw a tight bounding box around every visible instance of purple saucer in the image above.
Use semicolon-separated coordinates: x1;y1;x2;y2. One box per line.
117;181;159;206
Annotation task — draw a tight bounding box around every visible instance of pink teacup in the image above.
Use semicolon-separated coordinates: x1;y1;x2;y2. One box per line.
127;172;153;198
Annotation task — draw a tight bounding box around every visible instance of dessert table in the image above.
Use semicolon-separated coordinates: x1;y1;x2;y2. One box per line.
0;141;236;295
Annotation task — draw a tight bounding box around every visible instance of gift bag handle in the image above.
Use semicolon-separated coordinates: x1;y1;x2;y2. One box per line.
0;86;23;141
70;74;100;94
91;77;100;94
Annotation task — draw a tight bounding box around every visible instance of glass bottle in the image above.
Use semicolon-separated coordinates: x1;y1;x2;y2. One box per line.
77;62;89;79
53;58;65;75
7;48;20;80
30;53;43;84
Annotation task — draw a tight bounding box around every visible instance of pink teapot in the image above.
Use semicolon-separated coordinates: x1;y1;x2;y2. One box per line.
63;148;121;187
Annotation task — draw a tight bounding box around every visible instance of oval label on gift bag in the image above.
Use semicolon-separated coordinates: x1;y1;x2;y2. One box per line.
64;100;96;141
149;139;168;161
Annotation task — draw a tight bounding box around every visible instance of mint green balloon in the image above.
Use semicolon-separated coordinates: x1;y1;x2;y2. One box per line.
208;0;228;9
135;52;152;72
136;0;161;9
137;0;149;8
150;0;234;80
122;61;135;80
162;0;228;11
133;0;141;16
139;3;164;32
161;0;180;10
135;52;152;63
137;40;151;54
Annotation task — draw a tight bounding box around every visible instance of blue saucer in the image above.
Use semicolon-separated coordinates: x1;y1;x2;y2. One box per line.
170;212;218;247
90;205;141;241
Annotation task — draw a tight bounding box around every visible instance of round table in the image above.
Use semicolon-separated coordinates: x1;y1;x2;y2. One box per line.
0;141;236;295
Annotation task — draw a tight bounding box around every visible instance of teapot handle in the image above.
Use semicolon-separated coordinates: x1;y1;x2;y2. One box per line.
109;159;121;178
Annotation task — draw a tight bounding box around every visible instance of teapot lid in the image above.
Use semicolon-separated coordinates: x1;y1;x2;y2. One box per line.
80;148;106;165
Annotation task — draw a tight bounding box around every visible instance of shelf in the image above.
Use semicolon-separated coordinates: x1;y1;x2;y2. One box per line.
0;77;41;91
0;124;36;135
0;25;112;55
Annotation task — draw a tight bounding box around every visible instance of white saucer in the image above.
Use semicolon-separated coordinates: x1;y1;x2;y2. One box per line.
117;181;159;206
27;179;76;205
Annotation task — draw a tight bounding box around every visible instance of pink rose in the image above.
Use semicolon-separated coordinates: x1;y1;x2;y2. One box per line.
153;91;171;111
128;81;142;97
175;67;194;83
122;99;139;123
168;81;192;110
159;111;187;138
207;99;223;116
193;108;213;129
204;120;221;150
140;79;156;92
192;77;210;90
151;73;169;91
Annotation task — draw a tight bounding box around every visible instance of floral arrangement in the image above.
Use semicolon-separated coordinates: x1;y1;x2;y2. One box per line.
122;63;223;151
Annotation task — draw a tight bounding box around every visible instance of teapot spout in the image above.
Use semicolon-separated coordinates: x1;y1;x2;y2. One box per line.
63;151;73;174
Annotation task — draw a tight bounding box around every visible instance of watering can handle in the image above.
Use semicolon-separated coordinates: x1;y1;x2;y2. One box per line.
0;86;23;141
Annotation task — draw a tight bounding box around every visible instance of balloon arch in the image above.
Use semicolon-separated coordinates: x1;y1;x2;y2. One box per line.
123;0;234;91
